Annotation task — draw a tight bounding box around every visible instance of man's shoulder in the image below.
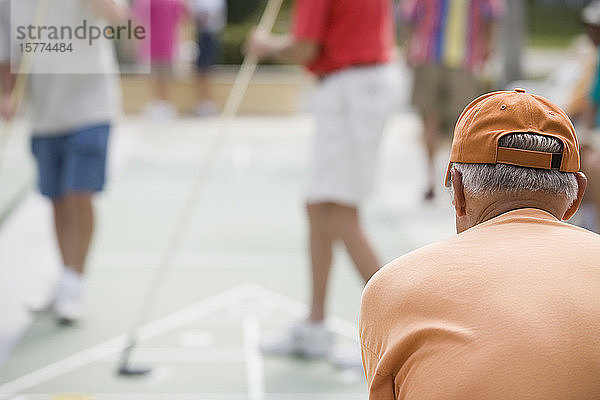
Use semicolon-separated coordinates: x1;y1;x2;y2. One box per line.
365;215;600;297
364;236;462;299
560;220;600;239
384;235;462;271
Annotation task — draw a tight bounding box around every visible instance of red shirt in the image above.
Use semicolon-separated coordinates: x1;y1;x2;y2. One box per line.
292;0;395;76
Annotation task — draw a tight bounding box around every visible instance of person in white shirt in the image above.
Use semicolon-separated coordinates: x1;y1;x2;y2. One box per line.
0;0;127;324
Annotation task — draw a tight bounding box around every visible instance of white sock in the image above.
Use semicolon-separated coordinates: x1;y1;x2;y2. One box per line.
61;267;84;295
305;320;326;328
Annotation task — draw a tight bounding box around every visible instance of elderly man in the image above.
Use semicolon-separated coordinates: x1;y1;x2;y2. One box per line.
360;89;600;399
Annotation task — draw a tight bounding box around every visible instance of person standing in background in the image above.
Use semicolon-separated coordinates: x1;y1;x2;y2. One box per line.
246;0;401;362
577;0;600;233
0;0;127;324
402;0;503;200
134;0;185;120
190;0;226;116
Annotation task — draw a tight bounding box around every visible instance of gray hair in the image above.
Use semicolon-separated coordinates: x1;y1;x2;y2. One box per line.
451;133;579;204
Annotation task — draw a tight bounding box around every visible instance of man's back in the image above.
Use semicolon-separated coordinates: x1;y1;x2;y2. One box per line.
360;208;600;399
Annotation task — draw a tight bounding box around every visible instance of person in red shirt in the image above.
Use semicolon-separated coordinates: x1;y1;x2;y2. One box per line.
247;0;400;361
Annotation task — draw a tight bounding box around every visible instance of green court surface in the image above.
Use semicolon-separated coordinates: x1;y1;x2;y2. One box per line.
0;115;455;399
0;120;34;225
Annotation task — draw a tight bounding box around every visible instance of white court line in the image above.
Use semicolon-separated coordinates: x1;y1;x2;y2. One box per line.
0;283;360;398
5;392;366;399
242;313;265;400
93;250;304;269
245;284;359;341
121;347;246;363
0;285;249;400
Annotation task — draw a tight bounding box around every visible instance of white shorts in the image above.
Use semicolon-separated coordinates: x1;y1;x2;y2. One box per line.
307;63;401;206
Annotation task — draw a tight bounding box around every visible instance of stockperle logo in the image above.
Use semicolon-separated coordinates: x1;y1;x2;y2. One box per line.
16;19;146;48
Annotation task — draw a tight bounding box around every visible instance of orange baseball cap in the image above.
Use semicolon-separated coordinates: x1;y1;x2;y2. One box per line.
444;88;580;187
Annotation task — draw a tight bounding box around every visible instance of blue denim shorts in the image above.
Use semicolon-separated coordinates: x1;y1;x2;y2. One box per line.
31;124;110;199
196;32;220;71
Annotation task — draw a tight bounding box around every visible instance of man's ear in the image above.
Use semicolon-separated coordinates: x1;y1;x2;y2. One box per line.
450;167;467;217
562;172;587;221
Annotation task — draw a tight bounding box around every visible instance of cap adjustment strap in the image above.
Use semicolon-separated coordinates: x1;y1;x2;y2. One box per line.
496;147;563;170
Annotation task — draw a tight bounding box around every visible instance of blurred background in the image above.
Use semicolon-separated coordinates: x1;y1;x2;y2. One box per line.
1;0;600;398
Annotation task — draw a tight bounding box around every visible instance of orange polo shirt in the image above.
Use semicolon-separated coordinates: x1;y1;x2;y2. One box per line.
360;208;600;400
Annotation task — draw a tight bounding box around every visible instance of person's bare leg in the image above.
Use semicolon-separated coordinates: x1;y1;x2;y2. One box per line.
52;193;94;274
195;69;219;116
196;70;211;103
422;112;440;199
307;202;335;322
306;202;380;322
50;193;94;322
53;198;69;268
329;204;380;282
72;194;94;274
155;72;170;102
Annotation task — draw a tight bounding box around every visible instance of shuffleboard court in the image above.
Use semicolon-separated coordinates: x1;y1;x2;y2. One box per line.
0;115;455;399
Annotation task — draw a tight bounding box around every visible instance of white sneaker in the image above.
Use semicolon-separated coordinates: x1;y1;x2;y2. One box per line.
25;264;62;312
53;268;85;325
144;101;178;121
25;292;55;312
194;100;219;117
25;275;60;312
260;320;333;358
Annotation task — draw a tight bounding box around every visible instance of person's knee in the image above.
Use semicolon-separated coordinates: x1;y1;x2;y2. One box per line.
52;195;70;212
56;193;94;215
326;202;358;218
307;202;360;238
331;205;360;232
306;202;337;233
306;202;329;217
63;192;94;201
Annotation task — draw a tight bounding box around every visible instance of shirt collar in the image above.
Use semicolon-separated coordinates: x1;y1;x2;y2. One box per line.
472;207;561;231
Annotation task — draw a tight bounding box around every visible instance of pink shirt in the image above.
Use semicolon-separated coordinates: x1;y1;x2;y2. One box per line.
135;0;184;63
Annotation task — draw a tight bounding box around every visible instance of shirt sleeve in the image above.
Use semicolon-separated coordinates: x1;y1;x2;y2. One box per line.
0;0;10;63
292;0;330;43
361;345;396;400
359;255;459;400
590;56;600;108
360;276;397;400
